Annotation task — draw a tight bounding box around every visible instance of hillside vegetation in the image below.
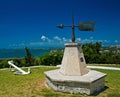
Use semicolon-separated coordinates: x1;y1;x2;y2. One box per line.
0;42;120;68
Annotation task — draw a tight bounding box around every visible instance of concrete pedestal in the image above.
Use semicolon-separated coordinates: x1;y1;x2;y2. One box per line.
45;69;106;95
45;43;106;95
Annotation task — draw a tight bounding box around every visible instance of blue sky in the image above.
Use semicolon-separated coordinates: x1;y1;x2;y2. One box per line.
0;0;120;48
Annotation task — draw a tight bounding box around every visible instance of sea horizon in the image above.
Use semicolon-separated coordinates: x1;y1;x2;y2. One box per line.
0;48;55;59
0;44;120;59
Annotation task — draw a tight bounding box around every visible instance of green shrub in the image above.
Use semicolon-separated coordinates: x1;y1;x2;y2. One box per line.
24;47;35;66
39;50;63;66
13;58;25;67
0;59;9;68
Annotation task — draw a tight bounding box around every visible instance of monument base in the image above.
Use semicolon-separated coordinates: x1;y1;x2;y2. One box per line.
45;69;106;95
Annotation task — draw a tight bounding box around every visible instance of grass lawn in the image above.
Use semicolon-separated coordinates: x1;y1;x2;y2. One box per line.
0;66;120;97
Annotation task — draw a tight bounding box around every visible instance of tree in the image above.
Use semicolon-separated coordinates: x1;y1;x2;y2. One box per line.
24;47;35;66
82;42;102;63
39;50;63;66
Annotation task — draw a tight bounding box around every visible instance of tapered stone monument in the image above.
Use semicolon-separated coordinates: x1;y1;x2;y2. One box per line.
45;16;106;95
60;43;88;76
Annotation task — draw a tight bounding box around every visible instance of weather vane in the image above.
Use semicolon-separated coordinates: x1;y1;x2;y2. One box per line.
57;15;95;43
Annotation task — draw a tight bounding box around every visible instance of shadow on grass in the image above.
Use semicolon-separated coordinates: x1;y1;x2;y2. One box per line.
93;86;109;96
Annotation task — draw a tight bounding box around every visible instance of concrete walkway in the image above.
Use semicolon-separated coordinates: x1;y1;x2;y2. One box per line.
57;65;120;71
87;66;120;70
1;65;120;71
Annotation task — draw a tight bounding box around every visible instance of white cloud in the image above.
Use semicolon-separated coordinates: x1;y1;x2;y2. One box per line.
62;37;67;42
19;43;25;46
9;36;115;48
41;35;51;42
114;40;118;43
82;38;91;43
8;42;27;48
76;38;81;42
54;36;61;41
29;42;44;46
41;35;47;41
103;40;107;42
9;44;17;47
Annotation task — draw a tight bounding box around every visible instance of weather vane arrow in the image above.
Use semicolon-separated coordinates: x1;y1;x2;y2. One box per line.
57;15;95;43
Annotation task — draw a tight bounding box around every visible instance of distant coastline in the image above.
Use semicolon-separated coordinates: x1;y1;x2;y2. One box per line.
0;48;51;59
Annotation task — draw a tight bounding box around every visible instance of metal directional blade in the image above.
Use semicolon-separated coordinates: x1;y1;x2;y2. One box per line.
78;21;95;31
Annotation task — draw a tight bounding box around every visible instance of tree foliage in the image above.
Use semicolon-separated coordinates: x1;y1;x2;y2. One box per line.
39;50;63;66
82;42;102;63
82;42;120;64
24;47;35;66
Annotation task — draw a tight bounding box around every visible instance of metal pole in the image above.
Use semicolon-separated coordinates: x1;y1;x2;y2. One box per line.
72;14;75;42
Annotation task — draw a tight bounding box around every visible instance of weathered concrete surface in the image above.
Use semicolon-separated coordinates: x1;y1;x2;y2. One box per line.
45;69;106;95
45;43;107;95
60;43;88;76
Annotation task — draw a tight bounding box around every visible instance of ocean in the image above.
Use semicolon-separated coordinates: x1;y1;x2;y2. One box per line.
0;48;50;59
